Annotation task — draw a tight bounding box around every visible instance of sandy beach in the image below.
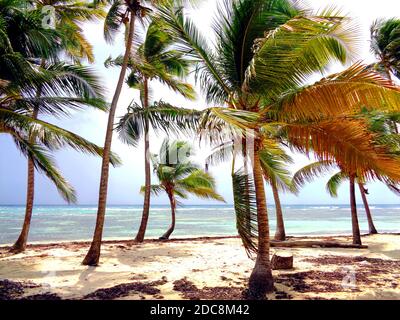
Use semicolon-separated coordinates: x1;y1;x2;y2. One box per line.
0;234;399;300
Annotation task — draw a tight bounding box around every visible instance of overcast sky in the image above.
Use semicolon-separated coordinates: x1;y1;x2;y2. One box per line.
1;0;400;206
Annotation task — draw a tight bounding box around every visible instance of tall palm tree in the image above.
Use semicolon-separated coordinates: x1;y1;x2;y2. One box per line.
159;0;400;297
82;0;199;265
144;139;224;239
108;19;195;242
1;0;117;253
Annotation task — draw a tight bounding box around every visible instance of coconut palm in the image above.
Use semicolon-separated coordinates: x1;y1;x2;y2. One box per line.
370;18;400;82
1;1;119;253
108;19;196;242
144;139;224;239
82;0;199;266
158;0;400;297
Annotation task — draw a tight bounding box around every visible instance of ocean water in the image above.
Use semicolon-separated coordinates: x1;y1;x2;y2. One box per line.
0;204;399;245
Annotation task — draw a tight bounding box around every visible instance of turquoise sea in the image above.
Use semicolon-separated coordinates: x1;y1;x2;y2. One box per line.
0;204;399;245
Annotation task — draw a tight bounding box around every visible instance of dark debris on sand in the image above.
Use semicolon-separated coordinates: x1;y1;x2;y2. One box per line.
173;278;247;300
0;279;59;300
82;278;168;300
276;270;374;293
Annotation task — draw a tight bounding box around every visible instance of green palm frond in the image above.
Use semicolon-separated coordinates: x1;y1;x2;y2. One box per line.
232;169;258;257
214;0;303;90
259;147;295;192
292;160;337;188
140;184;164;195
116;101;201;147
326;171;347;197
9;134;77;203
205;140;235;167
0;108;121;166
245;9;359;99
156;4;230;103
371;18;400;79
103;0;124;44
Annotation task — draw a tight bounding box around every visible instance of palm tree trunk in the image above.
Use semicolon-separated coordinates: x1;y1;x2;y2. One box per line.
272;180;285;241
248;143;274;299
358;183;378;235
135;77;151;242
10;124;37;253
11;57;44;253
83;13;136;266
160;190;176;240
349;175;362;245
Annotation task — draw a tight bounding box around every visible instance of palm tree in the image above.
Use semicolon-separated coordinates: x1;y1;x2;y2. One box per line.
206;138;296;242
144;139;224;239
82;0;198;265
1;0;117;253
108;19;195;242
370;18;400;133
370;18;400;82
159;0;400;297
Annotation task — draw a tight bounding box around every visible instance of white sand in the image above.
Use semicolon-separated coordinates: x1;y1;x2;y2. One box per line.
0;234;399;300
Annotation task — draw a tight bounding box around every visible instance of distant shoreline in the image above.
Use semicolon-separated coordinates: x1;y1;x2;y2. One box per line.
2;233;400;249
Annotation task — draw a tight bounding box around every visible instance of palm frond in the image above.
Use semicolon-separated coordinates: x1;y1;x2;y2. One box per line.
245;9;360;98
292;160;336;188
116;101;201;146
326;171;347;197
232;168;258;257
273;63;400;122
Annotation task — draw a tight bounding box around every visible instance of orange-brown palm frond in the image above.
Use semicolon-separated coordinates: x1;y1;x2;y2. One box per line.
271;63;400;122
285;118;400;182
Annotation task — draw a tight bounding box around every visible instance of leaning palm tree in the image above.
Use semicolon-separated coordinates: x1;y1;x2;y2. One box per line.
109;19;195;243
144;140;224;239
159;0;400;297
82;0;199;266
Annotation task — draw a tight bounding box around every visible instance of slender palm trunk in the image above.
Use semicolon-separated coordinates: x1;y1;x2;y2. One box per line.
135;77;151;242
272;181;285;241
358;183;378;234
349;175;362;245
83;14;136;266
248;143;274;299
160;190;176;240
11;58;44;253
10;119;37;253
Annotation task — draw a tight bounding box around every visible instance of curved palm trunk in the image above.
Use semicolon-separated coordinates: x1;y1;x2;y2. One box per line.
272;181;285;241
83;14;136;266
358;183;378;234
349;175;362;245
248;144;274;299
135;78;151;242
160;190;176;240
